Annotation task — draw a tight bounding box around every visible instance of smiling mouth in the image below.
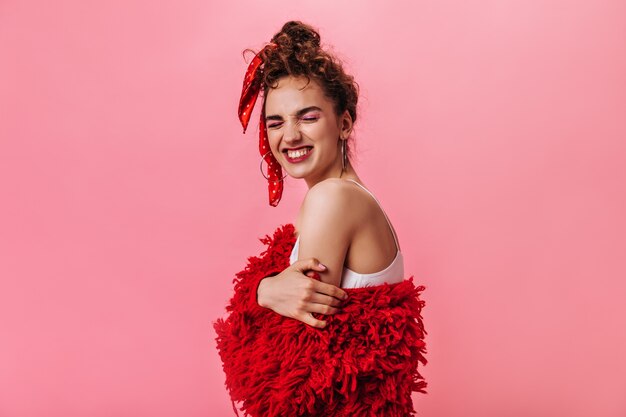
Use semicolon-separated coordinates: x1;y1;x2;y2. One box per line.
283;146;313;163
284;147;313;158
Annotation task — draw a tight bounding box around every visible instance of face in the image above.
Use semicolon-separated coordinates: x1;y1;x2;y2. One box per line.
263;75;352;187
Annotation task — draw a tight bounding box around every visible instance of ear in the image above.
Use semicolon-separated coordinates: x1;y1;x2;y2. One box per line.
339;110;353;139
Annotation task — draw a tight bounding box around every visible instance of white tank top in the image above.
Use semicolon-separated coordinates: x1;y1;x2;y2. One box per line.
289;179;404;289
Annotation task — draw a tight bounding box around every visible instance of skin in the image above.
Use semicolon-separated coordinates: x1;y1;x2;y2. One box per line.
256;75;400;328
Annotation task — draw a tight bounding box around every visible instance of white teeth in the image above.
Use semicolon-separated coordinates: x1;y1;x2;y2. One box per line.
287;147;311;159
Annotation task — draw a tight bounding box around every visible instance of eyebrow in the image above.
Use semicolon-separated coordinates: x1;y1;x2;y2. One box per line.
265;106;322;122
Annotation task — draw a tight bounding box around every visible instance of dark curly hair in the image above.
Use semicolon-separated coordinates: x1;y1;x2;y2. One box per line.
243;20;360;162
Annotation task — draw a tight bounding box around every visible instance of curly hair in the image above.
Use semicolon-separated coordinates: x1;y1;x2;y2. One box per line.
243;21;360;162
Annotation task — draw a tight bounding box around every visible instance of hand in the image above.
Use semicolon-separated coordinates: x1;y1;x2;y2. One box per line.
257;257;349;328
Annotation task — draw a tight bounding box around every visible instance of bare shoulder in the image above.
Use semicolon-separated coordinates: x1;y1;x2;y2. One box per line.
294;179;366;286
302;178;369;218
295;178;365;237
307;178;355;204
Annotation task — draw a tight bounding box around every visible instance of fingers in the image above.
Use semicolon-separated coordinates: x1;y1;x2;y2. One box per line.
295;257;349;301
299;313;327;329
299;302;342;328
308;292;344;308
306;302;341;315
311;280;348;301
295;257;327;273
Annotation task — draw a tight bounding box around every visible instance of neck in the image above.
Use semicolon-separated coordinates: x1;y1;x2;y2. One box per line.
304;160;360;189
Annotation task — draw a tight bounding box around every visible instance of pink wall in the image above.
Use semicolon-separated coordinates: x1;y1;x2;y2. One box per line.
1;1;625;416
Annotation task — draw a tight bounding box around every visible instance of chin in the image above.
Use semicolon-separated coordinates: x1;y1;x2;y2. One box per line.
280;159;316;180
284;169;307;180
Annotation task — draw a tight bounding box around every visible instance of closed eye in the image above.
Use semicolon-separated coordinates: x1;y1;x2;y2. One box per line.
268;116;318;129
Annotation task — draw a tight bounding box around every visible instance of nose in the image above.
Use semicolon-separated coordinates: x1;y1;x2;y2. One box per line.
282;118;302;144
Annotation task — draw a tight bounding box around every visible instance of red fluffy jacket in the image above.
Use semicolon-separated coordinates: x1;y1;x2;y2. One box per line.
213;223;427;417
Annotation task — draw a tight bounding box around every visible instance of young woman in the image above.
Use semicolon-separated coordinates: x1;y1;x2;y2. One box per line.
214;20;426;417
252;22;406;329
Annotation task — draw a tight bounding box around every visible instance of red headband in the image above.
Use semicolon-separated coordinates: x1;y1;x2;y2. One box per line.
237;42;284;207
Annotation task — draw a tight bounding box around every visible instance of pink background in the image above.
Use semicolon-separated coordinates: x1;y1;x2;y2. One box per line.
1;1;625;416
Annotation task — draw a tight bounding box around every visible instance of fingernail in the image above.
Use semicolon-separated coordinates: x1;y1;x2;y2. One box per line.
318;263;327;269
343;293;349;300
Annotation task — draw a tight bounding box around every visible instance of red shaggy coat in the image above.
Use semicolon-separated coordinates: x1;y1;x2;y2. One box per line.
213;223;427;416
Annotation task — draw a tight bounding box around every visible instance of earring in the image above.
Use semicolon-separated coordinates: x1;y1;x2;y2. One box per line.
341;139;347;172
260;150;288;180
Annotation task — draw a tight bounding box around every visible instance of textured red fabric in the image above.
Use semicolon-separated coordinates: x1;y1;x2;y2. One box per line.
213;223;428;417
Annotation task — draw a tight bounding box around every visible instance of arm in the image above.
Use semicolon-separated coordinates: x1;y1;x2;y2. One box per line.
254;180;354;328
296;180;355;287
256;258;348;328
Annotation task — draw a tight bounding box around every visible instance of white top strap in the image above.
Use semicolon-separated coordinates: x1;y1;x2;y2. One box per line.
345;179;400;252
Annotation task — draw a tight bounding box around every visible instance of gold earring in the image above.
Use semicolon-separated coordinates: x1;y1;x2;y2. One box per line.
260;150;288;180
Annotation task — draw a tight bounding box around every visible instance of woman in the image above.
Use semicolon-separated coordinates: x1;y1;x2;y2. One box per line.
215;20;426;417
255;21;405;328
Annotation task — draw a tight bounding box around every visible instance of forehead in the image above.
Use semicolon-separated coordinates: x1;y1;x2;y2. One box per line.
264;76;331;113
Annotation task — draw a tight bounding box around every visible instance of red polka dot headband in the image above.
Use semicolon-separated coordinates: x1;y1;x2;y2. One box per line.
237;42;284;207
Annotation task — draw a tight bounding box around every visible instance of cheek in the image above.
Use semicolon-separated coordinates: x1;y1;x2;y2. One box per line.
307;120;336;140
267;136;281;155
